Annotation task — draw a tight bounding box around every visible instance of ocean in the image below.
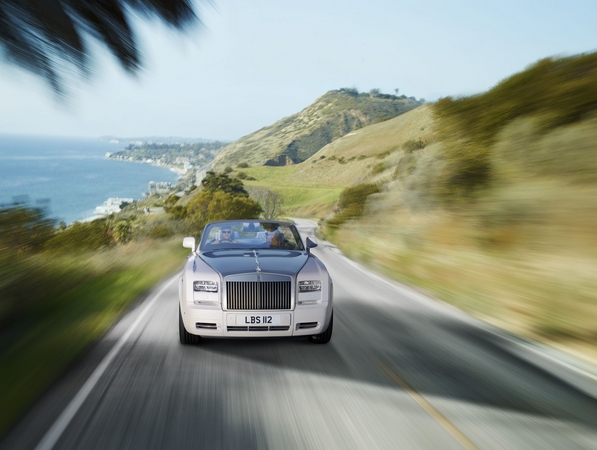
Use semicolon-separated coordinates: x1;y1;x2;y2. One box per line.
0;134;180;223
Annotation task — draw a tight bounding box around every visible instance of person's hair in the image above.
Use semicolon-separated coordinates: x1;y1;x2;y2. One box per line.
262;222;278;230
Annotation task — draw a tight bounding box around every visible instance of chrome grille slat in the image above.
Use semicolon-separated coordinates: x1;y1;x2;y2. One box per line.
226;281;291;310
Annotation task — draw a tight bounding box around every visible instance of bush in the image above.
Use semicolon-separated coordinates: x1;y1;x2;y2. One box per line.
402;139;428;153
224;166;233;173
433;52;597;196
45;221;113;252
371;162;385;175
0;204;56;253
327;183;380;228
112;221;133;244
167;205;188;220
236;172;248;179
201;171;248;196
164;195;180;207
147;224;174;238
186;191;262;227
237;162;249;168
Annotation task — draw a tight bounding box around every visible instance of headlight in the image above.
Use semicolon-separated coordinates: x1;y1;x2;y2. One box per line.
193;280;218;292
299;280;321;292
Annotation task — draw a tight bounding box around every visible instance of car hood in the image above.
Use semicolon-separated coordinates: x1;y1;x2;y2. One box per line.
199;249;309;278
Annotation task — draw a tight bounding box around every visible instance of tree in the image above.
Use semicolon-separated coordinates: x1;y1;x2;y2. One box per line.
248;187;284;220
207;192;262;221
0;0;198;94
184;190;262;232
201;171;248;196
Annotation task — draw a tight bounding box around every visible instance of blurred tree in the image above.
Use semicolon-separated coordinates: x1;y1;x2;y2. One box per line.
0;203;56;253
0;0;199;94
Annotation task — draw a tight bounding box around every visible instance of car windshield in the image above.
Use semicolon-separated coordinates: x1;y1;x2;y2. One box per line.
199;221;305;251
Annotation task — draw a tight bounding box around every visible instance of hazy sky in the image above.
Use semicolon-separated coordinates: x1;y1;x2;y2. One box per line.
0;0;595;141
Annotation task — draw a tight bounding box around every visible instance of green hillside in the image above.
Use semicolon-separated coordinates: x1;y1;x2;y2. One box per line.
230;52;597;365
318;52;597;365
211;89;423;170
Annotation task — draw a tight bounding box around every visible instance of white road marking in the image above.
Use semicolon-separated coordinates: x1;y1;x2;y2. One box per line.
34;275;179;450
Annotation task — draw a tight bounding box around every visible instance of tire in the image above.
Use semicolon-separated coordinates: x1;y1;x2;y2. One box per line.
179;306;202;345
308;311;333;344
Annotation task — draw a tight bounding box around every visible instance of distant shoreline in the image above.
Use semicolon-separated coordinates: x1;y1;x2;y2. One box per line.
106;153;186;178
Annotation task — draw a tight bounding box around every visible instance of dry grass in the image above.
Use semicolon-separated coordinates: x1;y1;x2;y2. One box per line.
327;213;597;365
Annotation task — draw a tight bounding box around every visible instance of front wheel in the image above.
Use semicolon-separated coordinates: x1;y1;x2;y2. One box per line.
308;312;333;344
179;306;202;345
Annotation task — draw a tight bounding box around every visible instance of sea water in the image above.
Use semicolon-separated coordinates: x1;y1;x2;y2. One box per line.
0;134;179;223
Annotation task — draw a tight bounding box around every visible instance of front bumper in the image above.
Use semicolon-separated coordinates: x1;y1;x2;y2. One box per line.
180;303;332;338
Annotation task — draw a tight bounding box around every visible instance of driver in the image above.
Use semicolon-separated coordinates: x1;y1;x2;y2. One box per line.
210;227;238;245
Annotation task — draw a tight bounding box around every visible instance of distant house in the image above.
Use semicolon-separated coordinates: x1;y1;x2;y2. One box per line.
148;181;172;195
94;197;134;215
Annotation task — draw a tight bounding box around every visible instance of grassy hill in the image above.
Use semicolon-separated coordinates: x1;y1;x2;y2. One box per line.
229;52;597;365
211;89;423;170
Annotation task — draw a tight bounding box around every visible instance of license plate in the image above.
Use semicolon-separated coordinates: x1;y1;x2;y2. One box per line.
236;315;281;325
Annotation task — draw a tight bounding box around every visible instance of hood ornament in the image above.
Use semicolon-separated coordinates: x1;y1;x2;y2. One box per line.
253;250;261;272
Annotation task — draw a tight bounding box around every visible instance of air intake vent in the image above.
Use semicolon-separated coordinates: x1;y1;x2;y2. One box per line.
196;322;217;330
297;322;318;329
227;325;290;332
226;281;291;310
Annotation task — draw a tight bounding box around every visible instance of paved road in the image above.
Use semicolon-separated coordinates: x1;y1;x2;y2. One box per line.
3;219;597;449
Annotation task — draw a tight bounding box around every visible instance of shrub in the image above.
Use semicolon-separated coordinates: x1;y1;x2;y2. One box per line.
112;221;133;244
201;171;248;196
433;52;597;196
224;166;233;173
168;205;188;220
237;162;249;168
147;224;174;239
327;183;380;228
186;191;262;227
371;162;385;175
164;195;180;207
45;221;113;252
236;172;248;179
0;204;56;253
402;139;427;153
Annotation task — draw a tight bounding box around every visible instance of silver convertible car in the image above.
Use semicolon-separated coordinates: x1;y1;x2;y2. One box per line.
179;220;333;344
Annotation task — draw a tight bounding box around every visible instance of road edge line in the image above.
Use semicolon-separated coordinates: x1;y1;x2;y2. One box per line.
34;275;179;450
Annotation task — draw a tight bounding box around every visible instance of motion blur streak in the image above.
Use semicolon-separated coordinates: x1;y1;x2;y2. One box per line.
376;358;479;450
2;220;597;449
33;276;178;450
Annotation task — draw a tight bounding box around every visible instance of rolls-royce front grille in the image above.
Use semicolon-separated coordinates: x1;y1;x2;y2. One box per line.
226;281;291;310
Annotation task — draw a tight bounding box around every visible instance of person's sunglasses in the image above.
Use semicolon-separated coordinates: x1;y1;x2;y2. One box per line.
222;230;232;234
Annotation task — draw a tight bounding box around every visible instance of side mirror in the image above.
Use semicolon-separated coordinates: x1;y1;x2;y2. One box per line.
306;236;318;254
182;237;196;252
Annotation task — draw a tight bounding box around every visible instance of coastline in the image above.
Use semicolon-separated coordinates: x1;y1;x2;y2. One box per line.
74;157;186;223
105;152;187;178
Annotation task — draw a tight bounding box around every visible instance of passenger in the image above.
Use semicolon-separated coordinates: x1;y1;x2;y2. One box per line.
262;222;284;247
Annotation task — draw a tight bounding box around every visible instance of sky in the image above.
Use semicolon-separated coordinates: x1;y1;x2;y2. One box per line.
0;0;596;141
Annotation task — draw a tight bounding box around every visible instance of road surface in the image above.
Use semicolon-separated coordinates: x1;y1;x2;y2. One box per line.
3;219;597;449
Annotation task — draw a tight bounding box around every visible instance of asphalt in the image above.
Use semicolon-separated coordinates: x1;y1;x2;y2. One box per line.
2;219;597;450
